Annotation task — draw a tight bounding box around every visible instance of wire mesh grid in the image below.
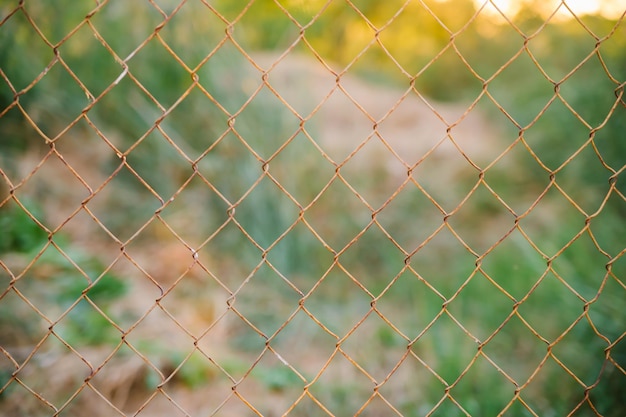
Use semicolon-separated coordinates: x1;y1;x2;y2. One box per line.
0;0;625;416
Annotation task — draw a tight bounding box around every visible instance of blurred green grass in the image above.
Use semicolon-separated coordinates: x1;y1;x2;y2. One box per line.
0;1;624;416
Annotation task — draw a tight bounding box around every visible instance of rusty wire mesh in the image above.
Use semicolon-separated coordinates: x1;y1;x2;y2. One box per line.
1;0;625;416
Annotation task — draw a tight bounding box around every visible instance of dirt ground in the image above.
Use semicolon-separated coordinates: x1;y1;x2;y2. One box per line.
255;51;503;177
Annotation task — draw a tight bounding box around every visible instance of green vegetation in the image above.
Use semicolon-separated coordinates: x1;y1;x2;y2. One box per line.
0;0;623;416
0;200;128;347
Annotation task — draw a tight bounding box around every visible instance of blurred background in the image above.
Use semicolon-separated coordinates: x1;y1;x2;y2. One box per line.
0;0;624;416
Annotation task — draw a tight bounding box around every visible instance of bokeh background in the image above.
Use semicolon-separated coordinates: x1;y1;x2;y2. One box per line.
1;0;624;416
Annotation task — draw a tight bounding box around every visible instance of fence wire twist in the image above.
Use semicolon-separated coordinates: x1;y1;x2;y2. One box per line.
0;1;625;416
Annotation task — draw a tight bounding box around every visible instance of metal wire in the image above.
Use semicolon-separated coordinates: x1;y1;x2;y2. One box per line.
0;1;624;416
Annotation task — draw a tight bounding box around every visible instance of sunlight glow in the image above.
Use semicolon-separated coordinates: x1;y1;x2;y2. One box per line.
475;0;625;20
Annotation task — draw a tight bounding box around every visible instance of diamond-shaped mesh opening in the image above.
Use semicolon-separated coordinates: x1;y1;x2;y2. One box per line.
12;151;91;229
88;3;163;59
449;353;516;415
458;10;524;77
480;231;545;297
0;287;48;348
52;119;119;189
375;2;450;77
411;153;479;212
558;60;618;127
517;270;587;343
349;139;412;208
308;2;377;66
447;182;517;253
520;354;585;416
234;86;304;160
412;312;479;383
2;1;624;416
154;176;226;244
233;0;302;51
12;243;93;317
375;93;446;159
238;350;307;415
233;177;300;249
124;130;192;200
482;314;548;385
486;51;555;127
523;101;592;170
447;103;509;167
307;352;375;416
83;78;161;153
517;185;589;254
231;263;302;337
264;221;334;292
375;268;444;340
195;132;259;202
17;62;89;139
446;271;514;341
58;23;122;99
0;104;48;172
527;19;600;84
303;264;374;337
306;87;377;163
259;48;333;116
20;2;94;46
1;378;57;417
338;224;406;296
551;318;608;386
348;40;411;86
409;225;478;300
158;89;228;160
268;132;335;204
12;335;92;410
196;220;262;289
156;4;227;70
305;177;372;250
416;45;484;102
377;351;440;414
0;9;55;92
375;181;444;250
126;38;194;110
482;142;553;214
339;311;408;383
84;165;163;242
550;229;610;300
268;308;337;374
155;348;236;411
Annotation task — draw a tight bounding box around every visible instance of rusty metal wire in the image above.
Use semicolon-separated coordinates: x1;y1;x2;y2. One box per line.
1;0;624;416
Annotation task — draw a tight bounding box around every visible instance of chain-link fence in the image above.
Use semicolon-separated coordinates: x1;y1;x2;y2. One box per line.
1;1;625;416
